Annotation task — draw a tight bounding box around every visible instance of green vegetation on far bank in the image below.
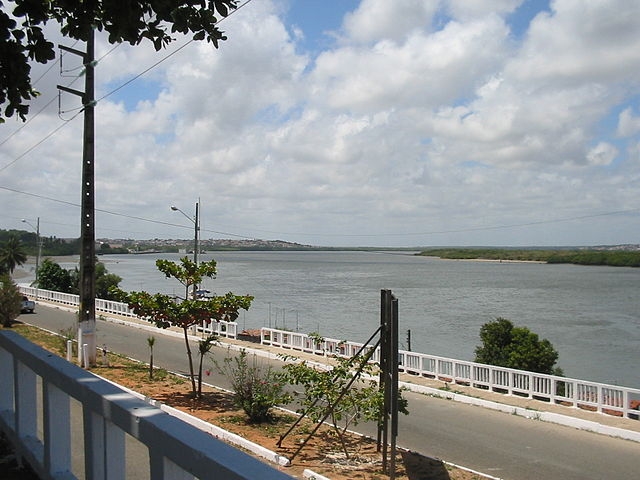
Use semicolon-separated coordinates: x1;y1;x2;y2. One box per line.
417;248;640;267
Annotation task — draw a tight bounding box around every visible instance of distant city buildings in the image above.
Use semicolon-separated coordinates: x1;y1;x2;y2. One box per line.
96;238;314;253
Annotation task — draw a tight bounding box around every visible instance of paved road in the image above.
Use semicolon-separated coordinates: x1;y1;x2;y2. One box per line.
21;305;640;480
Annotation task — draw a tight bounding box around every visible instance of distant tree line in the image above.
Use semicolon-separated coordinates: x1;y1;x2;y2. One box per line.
0;229;80;256
418;248;640;267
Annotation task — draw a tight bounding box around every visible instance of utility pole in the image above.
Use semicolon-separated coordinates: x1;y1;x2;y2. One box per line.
193;199;199;299
58;30;96;365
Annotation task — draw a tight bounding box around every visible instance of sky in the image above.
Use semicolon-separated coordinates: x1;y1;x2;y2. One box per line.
1;0;639;248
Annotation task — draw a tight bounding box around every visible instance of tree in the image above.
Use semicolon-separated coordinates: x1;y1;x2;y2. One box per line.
0;234;27;274
36;258;121;297
280;353;409;459
36;258;73;292
0;0;237;122
197;334;218;397
0;274;22;327
474;317;561;375
147;335;156;380
94;261;122;300
114;256;253;396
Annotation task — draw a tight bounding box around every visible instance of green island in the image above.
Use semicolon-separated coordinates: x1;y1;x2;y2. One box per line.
416;248;640;267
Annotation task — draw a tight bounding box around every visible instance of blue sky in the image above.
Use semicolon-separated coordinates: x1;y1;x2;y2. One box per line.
1;0;639;247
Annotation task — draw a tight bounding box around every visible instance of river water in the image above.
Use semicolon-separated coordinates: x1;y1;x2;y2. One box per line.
54;251;640;388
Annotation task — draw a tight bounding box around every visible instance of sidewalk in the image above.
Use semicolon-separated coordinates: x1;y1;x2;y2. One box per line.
40;299;640;444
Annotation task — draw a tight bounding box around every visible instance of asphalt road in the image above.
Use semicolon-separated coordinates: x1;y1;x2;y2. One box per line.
20;305;640;480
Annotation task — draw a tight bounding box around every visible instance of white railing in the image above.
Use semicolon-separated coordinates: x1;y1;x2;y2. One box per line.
196;319;238;338
19;286;238;339
0;330;293;480
261;327;640;420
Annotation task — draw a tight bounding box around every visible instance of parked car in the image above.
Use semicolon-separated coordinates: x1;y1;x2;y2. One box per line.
21;296;35;314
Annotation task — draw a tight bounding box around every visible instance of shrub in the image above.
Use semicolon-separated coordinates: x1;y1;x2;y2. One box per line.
216;349;291;423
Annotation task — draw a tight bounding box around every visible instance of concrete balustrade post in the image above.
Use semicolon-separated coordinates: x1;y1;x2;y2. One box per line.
44;382;71;474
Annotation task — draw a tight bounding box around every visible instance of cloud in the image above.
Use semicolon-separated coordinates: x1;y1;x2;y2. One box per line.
586;142;618;166
2;0;639;246
341;0;440;44
617;108;640;137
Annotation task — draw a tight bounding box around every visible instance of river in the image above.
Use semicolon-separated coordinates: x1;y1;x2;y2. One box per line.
32;250;640;388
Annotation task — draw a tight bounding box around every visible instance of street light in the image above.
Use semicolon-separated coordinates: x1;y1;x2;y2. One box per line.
171;199;200;298
21;217;41;290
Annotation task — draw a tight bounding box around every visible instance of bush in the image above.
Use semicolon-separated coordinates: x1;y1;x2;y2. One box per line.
216;349;291;423
474;317;561;375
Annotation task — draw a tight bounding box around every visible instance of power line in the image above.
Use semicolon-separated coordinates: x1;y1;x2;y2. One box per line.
0;110;83;173
1;0;254;167
1;183;637;239
95;0;255;104
0;184;253;239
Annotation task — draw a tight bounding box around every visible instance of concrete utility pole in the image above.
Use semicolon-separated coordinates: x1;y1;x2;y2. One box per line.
58;30;97;365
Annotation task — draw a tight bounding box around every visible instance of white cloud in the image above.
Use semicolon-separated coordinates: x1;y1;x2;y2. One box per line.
341;0;439;44
586;142;618;166
2;0;640;246
617;108;640;137
446;0;522;21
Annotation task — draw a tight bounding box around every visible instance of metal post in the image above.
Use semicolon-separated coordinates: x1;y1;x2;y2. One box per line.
193;200;199;299
35;217;40;284
390;296;399;479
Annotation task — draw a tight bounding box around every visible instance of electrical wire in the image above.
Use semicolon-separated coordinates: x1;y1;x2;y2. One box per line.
1;182;637;240
1;0;254;166
0;110;83;173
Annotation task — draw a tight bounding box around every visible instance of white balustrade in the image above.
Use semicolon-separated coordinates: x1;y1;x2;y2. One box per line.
0;331;293;480
260;326;640;420
18;285;238;339
18;285;640;421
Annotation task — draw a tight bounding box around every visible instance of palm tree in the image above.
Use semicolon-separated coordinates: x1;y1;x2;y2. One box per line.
0;235;28;275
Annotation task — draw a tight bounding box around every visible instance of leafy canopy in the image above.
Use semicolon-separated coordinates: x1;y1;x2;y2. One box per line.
0;234;27;274
0;0;237;122
36;258;121;299
113;256;253;396
474;317;561;375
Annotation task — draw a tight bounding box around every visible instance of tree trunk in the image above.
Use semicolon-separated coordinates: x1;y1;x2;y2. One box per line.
198;352;204;397
182;327;197;395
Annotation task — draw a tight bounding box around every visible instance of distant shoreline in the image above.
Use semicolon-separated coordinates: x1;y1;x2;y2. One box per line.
416;248;640;267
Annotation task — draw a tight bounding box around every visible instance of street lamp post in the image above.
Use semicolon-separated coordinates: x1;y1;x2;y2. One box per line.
171;199;200;299
21;217;41;296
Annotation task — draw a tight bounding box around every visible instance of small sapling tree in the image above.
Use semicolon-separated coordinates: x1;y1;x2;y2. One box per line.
197;334;218;396
147;336;156;380
113;257;253;396
280;353;408;458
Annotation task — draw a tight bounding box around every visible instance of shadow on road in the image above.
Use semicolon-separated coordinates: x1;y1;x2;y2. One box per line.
401;450;451;480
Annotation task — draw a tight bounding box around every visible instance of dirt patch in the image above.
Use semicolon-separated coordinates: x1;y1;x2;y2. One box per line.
90;359;484;479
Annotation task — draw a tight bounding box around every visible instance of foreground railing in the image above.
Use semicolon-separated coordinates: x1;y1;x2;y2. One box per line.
19;285;238;339
0;331;293;480
261;327;640;420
